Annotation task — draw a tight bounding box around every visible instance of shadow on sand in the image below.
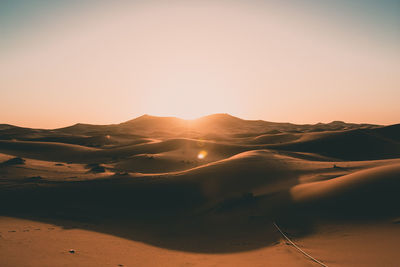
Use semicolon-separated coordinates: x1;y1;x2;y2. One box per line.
0;174;398;254
0;175;298;253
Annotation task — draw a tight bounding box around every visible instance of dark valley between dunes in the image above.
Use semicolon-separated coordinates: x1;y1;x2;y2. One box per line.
0;114;399;266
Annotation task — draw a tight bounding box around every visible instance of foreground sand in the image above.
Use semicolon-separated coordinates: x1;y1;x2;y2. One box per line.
1;216;399;267
0;216;311;267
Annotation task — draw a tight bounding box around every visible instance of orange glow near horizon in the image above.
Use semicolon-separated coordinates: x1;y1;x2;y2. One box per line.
1;1;399;128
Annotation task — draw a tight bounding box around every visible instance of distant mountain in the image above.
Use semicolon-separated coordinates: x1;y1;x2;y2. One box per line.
120;114;189;133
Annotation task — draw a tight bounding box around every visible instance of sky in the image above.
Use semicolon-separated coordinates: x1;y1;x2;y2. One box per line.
1;0;399;128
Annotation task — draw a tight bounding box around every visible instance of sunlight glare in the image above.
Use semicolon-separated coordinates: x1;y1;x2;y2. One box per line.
197;150;208;160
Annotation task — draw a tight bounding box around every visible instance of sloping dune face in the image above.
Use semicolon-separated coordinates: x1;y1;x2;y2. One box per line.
0;115;399;266
291;163;400;211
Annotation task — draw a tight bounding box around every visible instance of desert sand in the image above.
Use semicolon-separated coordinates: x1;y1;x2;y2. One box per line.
0;114;399;266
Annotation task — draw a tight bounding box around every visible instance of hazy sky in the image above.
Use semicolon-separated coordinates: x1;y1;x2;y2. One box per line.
1;0;399;128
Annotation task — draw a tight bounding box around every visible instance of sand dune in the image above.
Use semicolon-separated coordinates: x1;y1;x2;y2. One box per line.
290;163;400;218
0;114;399;266
247;132;301;145
292;163;400;202
0;140;99;162
270;128;400;160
